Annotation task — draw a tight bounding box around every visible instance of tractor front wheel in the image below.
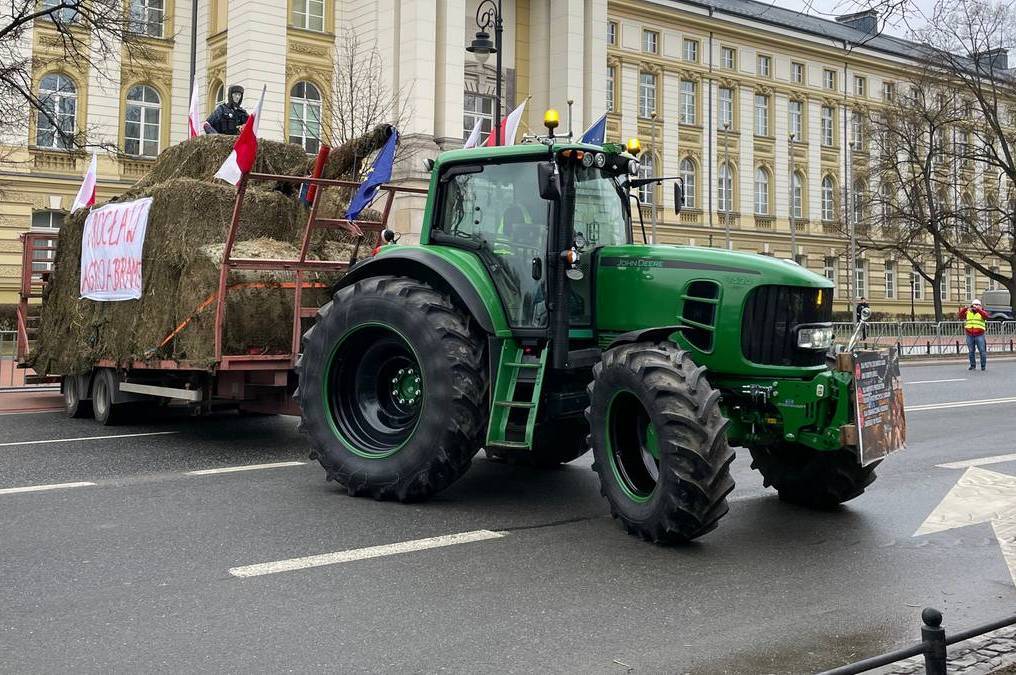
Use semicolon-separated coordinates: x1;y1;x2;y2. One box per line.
588;342;735;544
297;276;487;502
748;443;879;508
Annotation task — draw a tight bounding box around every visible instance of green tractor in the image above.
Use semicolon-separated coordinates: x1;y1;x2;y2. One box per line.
296;128;883;544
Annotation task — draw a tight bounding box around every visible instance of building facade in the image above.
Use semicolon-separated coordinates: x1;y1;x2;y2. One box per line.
0;0;1009;315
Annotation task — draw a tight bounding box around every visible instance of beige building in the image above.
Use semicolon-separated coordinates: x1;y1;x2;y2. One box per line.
0;0;1008;315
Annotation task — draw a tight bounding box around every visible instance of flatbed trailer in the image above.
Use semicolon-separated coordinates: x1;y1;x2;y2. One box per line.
16;172;426;424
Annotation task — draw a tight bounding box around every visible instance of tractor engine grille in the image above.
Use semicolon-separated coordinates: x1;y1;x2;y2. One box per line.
741;285;832;367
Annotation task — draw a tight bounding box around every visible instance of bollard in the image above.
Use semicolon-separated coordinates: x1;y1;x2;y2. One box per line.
921;607;947;675
956;340;961;354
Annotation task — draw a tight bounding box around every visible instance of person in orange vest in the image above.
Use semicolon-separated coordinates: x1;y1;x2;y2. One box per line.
959;299;990;371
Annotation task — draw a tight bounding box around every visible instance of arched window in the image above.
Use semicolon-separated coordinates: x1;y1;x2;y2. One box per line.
125;85;161;157
821;176;836;222
638;152;655;204
679;158;696;209
791;171;804;219
212;81;225;107
754;167;770;215
718;163;734;213
35;73;76;149
289;81;322;154
851;179;866;225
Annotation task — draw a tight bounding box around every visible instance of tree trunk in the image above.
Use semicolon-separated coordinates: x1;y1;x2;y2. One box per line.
932;271;944;322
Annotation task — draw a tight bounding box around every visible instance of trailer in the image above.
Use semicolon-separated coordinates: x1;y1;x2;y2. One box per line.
16;172;426;424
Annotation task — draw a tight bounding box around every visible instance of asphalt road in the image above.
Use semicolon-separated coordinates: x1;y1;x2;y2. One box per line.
2;359;1016;673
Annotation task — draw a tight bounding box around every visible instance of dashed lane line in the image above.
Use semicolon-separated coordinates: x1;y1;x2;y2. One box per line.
0;431;179;447
229;530;508;578
906;396;1016;412
0;481;96;496
907;378;967;385
186;461;307;475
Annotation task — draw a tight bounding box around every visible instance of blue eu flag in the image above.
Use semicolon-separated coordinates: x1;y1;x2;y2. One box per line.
346;128;399;220
580;114;607;145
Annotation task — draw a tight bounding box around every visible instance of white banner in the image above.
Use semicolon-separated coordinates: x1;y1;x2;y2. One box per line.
79;197;152;301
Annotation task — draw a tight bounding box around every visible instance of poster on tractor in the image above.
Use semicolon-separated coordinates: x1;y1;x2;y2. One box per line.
853;348;907;466
79;197;152;301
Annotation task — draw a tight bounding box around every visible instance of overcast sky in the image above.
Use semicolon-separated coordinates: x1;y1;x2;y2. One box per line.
765;0;936;37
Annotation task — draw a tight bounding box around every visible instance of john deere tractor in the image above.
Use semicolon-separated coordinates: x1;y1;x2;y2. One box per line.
296;121;885;544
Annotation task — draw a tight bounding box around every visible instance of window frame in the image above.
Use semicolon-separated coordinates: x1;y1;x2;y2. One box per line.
757;54;771;78
821;105;834;147
754;166;770;216
823;69;837;91
854;75;866;97
683;38;699;63
129;0;165;37
788;99;803;140
791;62;805;84
638;71;657;119
607;21;618;46
754;93;769;137
642;29;659;54
885;260;896;299
124;83;162;157
605;65;615;113
288;80;323;154
292;0;325;31
824;256;838;297
718;163;734;213
721;46;736;70
35;73;77;150
821;175;836;221
679;79;696;125
679;157;697;209
718;87;734;129
791;171;804;219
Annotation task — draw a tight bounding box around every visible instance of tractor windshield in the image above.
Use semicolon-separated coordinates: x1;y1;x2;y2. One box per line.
569;165;631;248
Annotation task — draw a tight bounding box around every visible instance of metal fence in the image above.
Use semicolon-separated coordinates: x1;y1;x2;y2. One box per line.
833;321;1016;357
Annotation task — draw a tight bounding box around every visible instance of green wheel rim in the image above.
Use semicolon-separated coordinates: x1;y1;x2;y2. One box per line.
605;390;660;503
322;322;424;459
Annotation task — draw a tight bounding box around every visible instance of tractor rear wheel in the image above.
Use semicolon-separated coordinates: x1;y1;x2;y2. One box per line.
748;443;879;508
297;276;487;502
588;342;735;544
484;417;590;467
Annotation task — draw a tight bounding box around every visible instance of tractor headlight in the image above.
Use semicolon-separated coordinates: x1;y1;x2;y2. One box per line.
581;152;595;167
797;326;835;350
628;159;640;175
594;152;607;168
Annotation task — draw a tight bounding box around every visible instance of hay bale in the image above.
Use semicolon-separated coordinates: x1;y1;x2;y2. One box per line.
320;124;394;180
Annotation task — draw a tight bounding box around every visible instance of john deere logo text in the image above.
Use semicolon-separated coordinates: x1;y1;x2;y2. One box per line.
617;258;663;268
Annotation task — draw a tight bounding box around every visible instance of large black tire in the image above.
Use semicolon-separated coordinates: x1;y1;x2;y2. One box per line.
588;342;735;544
91;368;123;426
63;375;91;418
748;443;879;508
297;276;487;502
484;417;590;467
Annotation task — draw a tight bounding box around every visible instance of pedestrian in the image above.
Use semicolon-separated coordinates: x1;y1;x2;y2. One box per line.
855;297;870;340
959;298;989;371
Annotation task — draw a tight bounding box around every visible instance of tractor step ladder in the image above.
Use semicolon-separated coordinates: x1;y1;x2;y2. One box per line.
486;341;547;450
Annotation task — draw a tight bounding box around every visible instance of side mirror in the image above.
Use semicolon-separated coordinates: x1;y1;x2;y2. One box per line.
674;178;684;216
537;162;561;201
860;307;871;321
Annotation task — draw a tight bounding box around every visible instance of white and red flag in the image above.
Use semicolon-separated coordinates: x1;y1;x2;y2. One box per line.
463;118;482;149
70;152;97;212
187;84;203;138
485;99;527;147
214;84;266;185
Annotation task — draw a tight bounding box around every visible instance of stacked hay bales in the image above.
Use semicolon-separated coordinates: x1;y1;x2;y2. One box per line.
33;127;393;375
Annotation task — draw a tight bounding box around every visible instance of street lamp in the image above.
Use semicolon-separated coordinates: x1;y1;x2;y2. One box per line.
466;0;503;146
651;110;658;244
789;133;797;260
723;122;731;250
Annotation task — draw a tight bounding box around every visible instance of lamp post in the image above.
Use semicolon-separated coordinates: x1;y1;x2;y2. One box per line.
467;0;503;145
651;110;658;244
723;121;731;250
911;274;916;322
789;133;797;260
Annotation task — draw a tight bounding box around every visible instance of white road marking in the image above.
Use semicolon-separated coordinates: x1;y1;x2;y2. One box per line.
0;431;179;447
0;409;64;416
907;378;967;385
0;481;96;496
938;453;1016;469
906;396;1016;412
186;461;306;475
230;529;507;578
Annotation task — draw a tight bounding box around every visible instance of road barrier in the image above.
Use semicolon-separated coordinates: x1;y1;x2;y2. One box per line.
818;607;1016;675
833;320;1016;357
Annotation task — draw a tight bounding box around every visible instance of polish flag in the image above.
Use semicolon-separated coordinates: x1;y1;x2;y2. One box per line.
70;152;97;212
214;84;266;185
485;99;528;147
187;84;203;138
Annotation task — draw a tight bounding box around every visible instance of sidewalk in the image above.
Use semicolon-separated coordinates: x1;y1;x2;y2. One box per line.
0;389;63;414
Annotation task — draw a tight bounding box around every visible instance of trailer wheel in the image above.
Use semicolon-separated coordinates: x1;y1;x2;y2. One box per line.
748;443;879;508
63;375;91;418
91;369;123;426
297;276;487;502
588;342;735;544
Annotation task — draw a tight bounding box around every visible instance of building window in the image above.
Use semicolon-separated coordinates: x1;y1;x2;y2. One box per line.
129;0;164;36
852;179;865;225
639;71;656;118
35;73;77;149
851;110;864;151
822;175;835;221
679;158;696;208
124;84;161;157
791;171;804;219
754;94;769;136
30;211;63;272
757;54;771;78
41;0;77;22
642;29;658;54
824;69;837;90
964;265;975;300
957;130;970;166
791;62;804;84
912;271;924;300
213;82;226;107
854;75;866;97
789;99;803;140
607;21;617;45
638;153;655;204
824;256;838;297
463;93;494;143
292;0;324;31
883;81;895;101
718;87;734;128
754;167;770;215
288;81;322;154
718;163;734;212
855;259;867;298
939;275;948;301
721;47;736;70
605;66;615;113
885;260;896;299
683;39;698;62
821;105;834;147
679;79;696;125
